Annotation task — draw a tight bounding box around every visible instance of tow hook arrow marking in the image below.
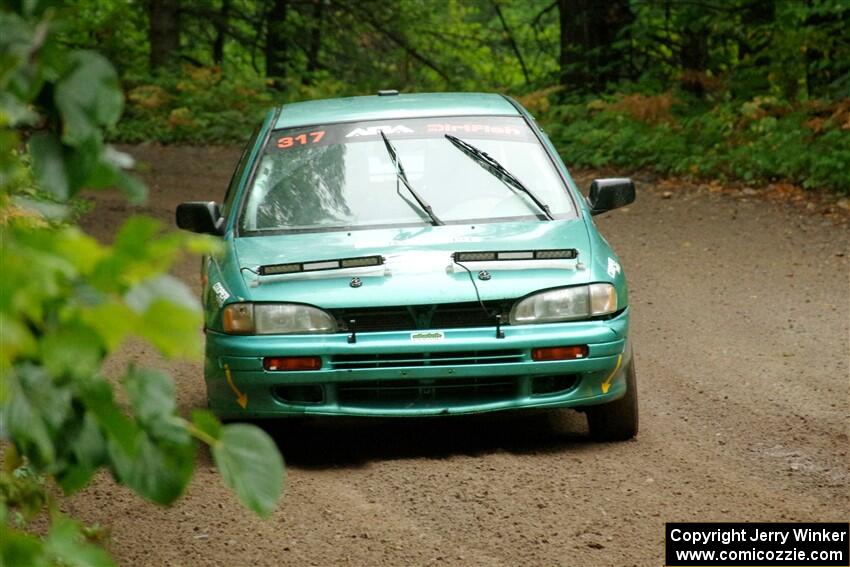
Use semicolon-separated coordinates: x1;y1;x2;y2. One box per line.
224;363;248;409
601;354;622;394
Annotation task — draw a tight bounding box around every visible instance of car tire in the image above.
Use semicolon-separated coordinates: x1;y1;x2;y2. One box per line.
586;355;639;441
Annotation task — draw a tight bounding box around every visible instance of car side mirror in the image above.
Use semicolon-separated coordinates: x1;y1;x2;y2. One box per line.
587;178;636;215
176;201;224;235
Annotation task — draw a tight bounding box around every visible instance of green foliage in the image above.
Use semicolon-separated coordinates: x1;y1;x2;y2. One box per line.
116;67;278;144
538;93;850;194
211;424;286;517
1;3;285;562
52;0;846;194
1;516;116;567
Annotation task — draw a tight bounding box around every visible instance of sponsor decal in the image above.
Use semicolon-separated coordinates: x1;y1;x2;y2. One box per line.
345;125;414;138
276;130;325;149
410;331;445;342
425;123;523;136
607;257;621;278
212;282;230;306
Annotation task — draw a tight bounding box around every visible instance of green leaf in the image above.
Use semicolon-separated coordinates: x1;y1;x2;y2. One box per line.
55;51;123;146
53;226;105;273
115;170;147;204
0;314;36;370
191;409;222;442
0;526;48;567
102;146;147;203
57;414;107;494
113;216;161;250
122;367;176;425
4;367;58;468
64;138;108;194
56;464;96;495
125;274;200;313
41;323;103;379
137;300;202;359
213;424;284;517
121;367;189;445
61;143;147;203
185;234;224;256
44;517;116;567
77;378;137;455
89;217;184;291
16;364;72;433
28;134;69;200
0;91;39;126
79;301;138;352
105;368;194;504
10;195;70;220
107;430;195;505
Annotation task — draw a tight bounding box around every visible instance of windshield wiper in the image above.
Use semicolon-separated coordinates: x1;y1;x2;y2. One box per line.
444;134;554;221
380;130;443;226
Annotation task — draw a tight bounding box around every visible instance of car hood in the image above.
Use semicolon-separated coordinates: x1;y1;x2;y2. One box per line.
233;219;592;308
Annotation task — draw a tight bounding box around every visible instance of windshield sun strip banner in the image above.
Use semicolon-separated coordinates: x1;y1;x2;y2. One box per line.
270;116;537;152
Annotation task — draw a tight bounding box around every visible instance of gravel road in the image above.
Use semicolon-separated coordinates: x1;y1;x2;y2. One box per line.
70;145;849;567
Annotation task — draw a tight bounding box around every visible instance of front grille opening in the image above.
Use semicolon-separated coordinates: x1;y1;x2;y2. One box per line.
274;384;324;405
531;374;579;396
331;349;524;369
330;301;511;333
337;376;518;408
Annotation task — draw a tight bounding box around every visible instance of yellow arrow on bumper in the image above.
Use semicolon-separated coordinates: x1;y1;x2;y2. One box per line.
601;354;623;394
224;363;248;409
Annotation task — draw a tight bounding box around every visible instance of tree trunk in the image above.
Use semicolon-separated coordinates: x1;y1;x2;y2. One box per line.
491;0;530;86
740;0;775;56
679;28;709;91
305;0;324;78
149;0;181;71
213;0;231;66
558;0;570;89
803;1;850;99
265;0;289;88
558;0;633;93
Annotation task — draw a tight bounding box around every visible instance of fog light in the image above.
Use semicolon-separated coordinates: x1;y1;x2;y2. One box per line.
274;385;324;404
531;374;578;395
263;356;322;371
532;345;588;361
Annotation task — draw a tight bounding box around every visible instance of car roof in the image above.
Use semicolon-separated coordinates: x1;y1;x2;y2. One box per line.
273;92;520;130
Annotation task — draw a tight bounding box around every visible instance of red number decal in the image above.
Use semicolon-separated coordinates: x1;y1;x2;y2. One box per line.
278;130;326;149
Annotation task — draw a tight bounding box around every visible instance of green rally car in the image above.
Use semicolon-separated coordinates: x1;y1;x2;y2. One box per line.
176;91;638;441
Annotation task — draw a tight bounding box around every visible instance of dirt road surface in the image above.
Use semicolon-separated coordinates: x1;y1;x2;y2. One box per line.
71;145;849;566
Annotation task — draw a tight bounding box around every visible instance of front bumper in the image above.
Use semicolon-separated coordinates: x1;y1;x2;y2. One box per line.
205;308;631;419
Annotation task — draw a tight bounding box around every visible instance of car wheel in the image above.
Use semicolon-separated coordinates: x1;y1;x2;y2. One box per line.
586;355;639;441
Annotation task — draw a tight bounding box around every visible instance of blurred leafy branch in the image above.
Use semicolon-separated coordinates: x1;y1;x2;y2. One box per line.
0;4;284;566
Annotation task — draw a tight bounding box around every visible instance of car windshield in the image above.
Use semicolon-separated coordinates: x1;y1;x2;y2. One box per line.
239;115;574;233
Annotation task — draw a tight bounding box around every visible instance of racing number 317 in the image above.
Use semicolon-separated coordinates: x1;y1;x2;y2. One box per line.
277;131;325;149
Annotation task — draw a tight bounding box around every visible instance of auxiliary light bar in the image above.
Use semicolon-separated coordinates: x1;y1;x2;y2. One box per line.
452;249;578;263
258;255;384;276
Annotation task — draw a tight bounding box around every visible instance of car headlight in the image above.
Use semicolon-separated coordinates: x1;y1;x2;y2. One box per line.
222;303;338;335
509;284;618;324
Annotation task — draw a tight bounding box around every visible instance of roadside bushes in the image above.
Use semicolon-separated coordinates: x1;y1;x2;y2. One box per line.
113;71;850;195
116;66;347;144
116;67;273;144
536;93;850;194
